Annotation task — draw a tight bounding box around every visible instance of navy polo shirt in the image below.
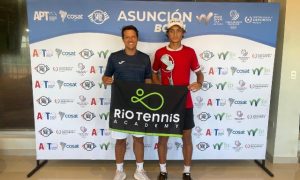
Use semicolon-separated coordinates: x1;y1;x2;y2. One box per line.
104;50;151;83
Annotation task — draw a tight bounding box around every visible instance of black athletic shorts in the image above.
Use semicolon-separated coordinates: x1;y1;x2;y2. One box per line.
183;108;195;130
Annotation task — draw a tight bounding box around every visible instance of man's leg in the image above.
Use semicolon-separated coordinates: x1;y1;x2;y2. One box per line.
157;136;169;179
133;136;144;163
133;136;150;180
158;136;169;164
114;138;127;180
181;108;194;180
115;139;127;164
182;129;193;166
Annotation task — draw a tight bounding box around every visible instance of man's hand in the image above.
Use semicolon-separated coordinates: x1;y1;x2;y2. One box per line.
188;82;202;92
102;76;113;85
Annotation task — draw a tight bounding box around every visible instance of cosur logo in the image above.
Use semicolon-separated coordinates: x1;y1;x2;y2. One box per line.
131;88;164;111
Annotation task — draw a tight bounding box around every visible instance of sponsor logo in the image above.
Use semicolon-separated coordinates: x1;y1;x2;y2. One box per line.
214;112;231;121
247;114;266;120
252;67;271;76
76;63;87;76
82;111;96;121
88;10;109;24
215;81;233;90
196;142;209;151
232;140;243;152
199;51;214;61
82;142;96;151
59;10;83;22
234;111;245;121
196;12;214;25
32;49;53;57
54;98;74;105
99;82;108;89
213;142;230;150
78;126;89;138
56;129;76;135
252;53;272;59
55;48;76;58
249;98;268;107
213;13;223;25
194;96;204;107
228;98;247;107
231;67;250;75
206;98;227;107
238;49;250;62
247;128;264;136
80;80;95;90
92;129;111;136
245;144;264;149
249;83;269;89
77;95;89;107
56;80;77;89
36;112;56;120
35;80;55;89
33;11;57;22
79;49;94;59
227;128;245;136
99;112;109;120
35;64;50;74
39;127;53;137
193;126;202;138
197;112;211;121
99;142;111;150
244;16;273;24
38;143;58;150
237;80;247;92
97;50;110;59
201;81;213;91
226;10;242;29
204;129;224;136
58;111;78;120
36;96;51;106
174;142;183;150
52;66;73;73
60;142;79;150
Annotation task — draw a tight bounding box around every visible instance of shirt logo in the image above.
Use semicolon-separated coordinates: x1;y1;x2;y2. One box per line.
118;61;125;64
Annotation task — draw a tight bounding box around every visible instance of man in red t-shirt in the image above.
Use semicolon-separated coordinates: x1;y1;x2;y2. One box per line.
152;19;204;180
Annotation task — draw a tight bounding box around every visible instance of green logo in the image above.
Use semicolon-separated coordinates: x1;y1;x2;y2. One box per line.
131;88;164;111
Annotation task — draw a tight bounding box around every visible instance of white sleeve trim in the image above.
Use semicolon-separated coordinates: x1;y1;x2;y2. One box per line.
193;67;201;73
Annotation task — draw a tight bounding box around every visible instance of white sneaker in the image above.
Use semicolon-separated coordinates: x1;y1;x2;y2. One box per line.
113;170;126;180
134;169;150;180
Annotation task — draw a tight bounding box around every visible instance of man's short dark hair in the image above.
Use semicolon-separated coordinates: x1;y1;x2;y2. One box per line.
121;25;139;39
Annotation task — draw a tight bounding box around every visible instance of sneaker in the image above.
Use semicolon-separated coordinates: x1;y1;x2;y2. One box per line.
157;172;168;180
182;173;192;180
113;170;126;180
134;169;150;180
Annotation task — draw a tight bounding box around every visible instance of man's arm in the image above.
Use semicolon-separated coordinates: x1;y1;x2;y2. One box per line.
188;70;204;92
152;72;161;85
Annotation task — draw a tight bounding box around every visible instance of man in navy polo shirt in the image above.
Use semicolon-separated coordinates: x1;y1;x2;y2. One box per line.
102;25;151;180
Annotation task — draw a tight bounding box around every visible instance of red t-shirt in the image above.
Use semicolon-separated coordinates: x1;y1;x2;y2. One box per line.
152;45;200;108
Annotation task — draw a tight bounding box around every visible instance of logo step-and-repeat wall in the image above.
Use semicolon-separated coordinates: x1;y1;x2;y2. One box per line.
27;0;279;160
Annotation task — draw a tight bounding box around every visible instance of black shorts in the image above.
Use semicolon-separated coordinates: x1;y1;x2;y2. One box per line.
183;108;195;130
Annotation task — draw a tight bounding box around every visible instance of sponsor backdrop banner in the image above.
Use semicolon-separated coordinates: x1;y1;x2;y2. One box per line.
27;0;279;159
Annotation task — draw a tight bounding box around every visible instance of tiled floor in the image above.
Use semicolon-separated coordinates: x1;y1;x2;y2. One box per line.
0;156;299;180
